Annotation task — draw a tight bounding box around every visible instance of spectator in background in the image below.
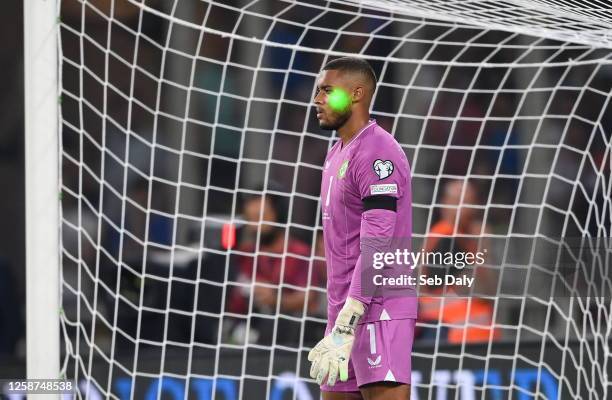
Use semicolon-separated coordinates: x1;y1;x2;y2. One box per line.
228;185;321;345
417;179;499;344
98;179;174;347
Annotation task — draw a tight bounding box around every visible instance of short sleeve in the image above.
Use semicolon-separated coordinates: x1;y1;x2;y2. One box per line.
350;137;406;200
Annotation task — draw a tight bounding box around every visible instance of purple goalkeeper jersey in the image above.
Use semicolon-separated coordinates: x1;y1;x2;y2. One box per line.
321;120;417;324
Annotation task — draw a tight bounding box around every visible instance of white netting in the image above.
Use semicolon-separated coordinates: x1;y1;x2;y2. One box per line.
335;0;612;49
58;0;612;399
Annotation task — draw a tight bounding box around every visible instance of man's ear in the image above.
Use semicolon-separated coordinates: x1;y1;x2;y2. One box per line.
352;86;365;103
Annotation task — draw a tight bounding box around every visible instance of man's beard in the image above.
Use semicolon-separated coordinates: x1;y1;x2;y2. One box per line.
319;110;351;131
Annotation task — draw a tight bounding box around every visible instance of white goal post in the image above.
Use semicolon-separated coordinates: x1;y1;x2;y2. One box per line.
24;0;60;384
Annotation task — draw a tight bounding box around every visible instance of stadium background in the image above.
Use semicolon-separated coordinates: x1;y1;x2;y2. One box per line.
3;1;612;399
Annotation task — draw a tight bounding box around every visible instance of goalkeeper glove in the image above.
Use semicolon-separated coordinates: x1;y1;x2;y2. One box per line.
308;297;365;386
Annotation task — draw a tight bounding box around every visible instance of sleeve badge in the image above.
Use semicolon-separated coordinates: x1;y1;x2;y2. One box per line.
373;159;394;179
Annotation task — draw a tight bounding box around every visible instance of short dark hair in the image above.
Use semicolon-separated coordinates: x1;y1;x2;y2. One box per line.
322;57;377;89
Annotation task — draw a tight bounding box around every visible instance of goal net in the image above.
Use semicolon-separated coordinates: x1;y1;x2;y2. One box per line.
57;0;612;399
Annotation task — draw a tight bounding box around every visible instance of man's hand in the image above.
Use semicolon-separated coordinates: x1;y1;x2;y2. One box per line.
308;297;365;386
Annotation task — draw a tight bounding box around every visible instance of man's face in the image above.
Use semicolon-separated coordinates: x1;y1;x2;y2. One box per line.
243;196;277;235
441;182;478;227
313;69;353;130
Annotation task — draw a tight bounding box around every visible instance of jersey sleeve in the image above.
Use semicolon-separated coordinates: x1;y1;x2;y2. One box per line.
346;134;407;306
349;137;406;200
348;208;397;305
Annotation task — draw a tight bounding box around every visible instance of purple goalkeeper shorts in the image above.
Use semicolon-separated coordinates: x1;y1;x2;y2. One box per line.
320;318;416;393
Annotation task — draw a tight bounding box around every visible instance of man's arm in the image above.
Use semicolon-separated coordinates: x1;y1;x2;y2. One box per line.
308;198;398;386
348;202;397;305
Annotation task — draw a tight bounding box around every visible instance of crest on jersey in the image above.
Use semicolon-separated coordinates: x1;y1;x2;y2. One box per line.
338;160;349;179
373;159;394;180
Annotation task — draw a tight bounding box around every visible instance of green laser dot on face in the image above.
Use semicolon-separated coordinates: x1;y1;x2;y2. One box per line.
328;87;351;113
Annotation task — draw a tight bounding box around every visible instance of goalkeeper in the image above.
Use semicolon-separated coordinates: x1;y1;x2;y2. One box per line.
309;56;416;399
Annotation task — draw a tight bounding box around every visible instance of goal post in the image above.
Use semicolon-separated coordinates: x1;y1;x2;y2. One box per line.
51;0;612;399
24;0;60;383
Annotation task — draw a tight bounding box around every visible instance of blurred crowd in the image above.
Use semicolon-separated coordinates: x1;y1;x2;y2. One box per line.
1;0;611;363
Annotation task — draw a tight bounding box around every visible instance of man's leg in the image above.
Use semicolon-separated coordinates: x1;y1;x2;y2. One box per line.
322;390;364;400
351;319;416;400
360;382;410;400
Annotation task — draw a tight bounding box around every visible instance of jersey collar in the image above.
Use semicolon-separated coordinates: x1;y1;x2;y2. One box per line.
340;119;376;151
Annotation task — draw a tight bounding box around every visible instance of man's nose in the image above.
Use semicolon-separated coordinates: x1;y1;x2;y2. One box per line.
314;91;324;104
